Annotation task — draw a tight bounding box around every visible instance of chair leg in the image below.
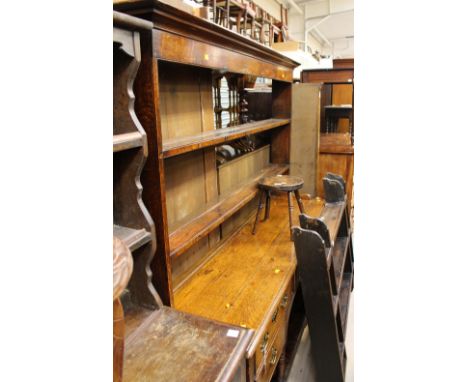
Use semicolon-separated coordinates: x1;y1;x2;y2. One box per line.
243;12;247;35
252;190;265;234
287;191;294;240
294;189;305;214
226;0;230;28
213;0;217;23
263;190;271;221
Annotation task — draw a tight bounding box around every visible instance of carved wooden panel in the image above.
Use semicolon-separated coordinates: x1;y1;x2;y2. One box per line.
114;15;161;309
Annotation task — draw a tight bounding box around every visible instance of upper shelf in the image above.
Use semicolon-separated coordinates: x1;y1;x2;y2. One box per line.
324;105;353;110
169;163;289;258
162;119;290;158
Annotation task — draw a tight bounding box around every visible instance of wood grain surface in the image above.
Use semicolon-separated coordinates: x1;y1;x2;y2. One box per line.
301;68;353;84
162;118;289;158
174;195;324;350
169;164;289;259
123;307;254;382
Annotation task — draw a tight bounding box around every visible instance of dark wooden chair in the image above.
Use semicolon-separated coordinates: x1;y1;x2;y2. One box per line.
291;173;354;382
252;174;305;239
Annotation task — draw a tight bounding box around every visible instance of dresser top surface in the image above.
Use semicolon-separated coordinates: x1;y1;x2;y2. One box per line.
174;195;324;330
124;307;253;381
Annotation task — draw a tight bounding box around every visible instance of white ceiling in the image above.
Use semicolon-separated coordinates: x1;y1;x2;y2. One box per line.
281;0;354;58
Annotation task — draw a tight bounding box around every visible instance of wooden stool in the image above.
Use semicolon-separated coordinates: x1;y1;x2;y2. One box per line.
252;175;305;239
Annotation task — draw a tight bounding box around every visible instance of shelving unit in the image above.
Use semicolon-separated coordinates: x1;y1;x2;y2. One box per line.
114;2;299;381
302;66;354;207
292;174;354;382
114;11;254;382
324;105;353;135
169;163;288;258
113;11;160;313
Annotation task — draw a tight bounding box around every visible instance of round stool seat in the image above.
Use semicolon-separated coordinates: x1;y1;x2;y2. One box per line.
258;175;304;192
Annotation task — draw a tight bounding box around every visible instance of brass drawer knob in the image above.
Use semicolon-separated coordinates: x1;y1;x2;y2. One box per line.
261;332;269;354
271;308;279;323
270;347;278;365
281;293;289;309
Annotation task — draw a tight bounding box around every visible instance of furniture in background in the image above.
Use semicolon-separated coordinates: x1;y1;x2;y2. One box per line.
252;175;305;239
332;58;354;69
289;83;321;196
301;66;354;207
292;173;354;382
323;104;353;136
197;0;288;47
224;82;321;199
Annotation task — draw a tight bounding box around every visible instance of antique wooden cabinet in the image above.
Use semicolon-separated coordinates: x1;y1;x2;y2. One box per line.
301;67;354;204
114;1;299;381
114;10;254;382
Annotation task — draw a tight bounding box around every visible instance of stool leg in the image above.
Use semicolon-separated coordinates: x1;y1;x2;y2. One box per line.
294;189;305;214
252;190;265;234
287;191;294;240
263;190;271;221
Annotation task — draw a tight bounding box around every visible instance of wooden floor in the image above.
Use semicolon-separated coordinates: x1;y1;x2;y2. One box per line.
174;194;324;330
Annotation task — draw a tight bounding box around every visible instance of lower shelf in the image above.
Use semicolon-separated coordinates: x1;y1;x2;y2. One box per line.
113;131;144;152
168;164;289;258
113;225;152;252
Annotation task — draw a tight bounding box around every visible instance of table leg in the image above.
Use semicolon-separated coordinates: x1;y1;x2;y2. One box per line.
294;189;305;214
287;191;294;240
252;190;265;234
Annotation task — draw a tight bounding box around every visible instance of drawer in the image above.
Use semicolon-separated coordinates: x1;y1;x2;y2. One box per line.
255;322;287;382
254;280;292;379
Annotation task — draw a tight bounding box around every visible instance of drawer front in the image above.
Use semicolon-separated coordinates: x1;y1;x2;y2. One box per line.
254;280;292;379
255;323;287;382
